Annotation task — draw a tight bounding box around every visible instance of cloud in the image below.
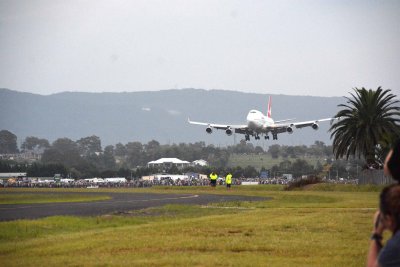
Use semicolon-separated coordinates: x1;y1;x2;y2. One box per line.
167;109;181;116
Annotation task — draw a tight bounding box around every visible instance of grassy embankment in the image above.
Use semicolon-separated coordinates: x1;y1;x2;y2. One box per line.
0;185;382;266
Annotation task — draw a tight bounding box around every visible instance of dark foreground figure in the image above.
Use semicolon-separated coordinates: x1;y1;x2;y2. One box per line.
367;139;400;267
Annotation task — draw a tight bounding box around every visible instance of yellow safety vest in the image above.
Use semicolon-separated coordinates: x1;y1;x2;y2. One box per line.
210;173;218;180
226;174;232;184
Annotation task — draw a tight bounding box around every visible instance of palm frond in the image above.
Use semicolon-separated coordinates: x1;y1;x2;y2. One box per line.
329;87;400;167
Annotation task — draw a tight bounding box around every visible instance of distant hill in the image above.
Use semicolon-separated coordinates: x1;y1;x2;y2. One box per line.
0;88;343;147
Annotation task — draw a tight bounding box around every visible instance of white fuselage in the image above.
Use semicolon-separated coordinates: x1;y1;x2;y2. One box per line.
246;110;274;131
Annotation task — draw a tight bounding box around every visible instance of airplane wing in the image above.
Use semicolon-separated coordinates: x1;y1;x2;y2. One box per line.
292;118;336;129
188;118;247;131
268;117;338;133
274;118;295;123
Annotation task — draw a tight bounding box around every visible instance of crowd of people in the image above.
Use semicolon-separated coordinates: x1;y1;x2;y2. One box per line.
1;174;362;188
0;177;252;188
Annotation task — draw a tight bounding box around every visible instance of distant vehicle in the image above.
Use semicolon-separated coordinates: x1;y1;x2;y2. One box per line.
84;178;105;184
104;177;127;183
188;96;338;141
283;174;293;180
60;179;75;184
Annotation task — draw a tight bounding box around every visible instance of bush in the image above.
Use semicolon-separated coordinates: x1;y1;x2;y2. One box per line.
284;176;322;191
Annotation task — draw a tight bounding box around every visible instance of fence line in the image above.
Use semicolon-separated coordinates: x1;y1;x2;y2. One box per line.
357;169;395;185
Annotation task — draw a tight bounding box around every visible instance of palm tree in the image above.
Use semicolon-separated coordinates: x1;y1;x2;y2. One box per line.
330;87;400;167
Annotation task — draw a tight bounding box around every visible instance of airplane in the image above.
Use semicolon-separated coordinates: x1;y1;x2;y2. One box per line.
188;96;338;141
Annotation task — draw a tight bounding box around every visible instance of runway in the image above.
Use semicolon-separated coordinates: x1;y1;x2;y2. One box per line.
0;192;267;221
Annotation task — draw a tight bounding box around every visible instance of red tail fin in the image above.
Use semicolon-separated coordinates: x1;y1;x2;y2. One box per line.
267;96;272;118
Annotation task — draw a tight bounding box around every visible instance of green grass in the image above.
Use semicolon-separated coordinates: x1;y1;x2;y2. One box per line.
0;185;382;266
0;204;241;242
0;193;110;204
227;153;324;170
302;183;384;192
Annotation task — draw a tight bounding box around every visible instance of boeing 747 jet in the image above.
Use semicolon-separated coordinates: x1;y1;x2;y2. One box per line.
188;97;337;141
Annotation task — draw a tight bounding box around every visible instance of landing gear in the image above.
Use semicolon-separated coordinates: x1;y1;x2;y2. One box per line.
265;135;269;140
244;133;265;141
272;133;278;140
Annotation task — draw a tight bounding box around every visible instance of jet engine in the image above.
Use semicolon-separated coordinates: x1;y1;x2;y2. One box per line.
225;127;233;136
312;123;319;130
286;126;294;134
206;127;213;134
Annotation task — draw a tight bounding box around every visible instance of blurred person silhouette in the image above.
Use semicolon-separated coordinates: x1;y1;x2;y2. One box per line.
367;139;400;267
384;138;400;183
367;184;400;267
225;173;232;190
209;172;218;188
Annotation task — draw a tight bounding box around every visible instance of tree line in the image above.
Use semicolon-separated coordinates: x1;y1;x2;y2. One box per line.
1;86;399;179
0;130;337;178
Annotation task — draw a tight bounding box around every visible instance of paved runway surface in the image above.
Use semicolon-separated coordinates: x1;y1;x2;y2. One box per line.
0;192;267;221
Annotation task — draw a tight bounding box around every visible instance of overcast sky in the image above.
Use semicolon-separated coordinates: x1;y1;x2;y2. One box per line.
0;0;399;97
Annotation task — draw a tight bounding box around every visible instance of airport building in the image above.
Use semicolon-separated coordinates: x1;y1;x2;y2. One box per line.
0;173;27;179
0;152;42;162
0;173;27;185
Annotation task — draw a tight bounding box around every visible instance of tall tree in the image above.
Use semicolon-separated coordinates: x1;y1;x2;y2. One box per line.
0;130;19;154
102;145;116;170
330;87;400;167
76;135;102;157
115;143;127;157
21;136;50;152
144;140;161;162
126;141;144;167
268;144;281;159
42;138;81;167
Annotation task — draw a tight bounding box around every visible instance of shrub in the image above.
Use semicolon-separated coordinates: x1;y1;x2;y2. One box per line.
284;176;322;191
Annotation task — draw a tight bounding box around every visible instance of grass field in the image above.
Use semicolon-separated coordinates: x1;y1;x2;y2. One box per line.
0;193;110;204
0;185;382;266
227;153;324;170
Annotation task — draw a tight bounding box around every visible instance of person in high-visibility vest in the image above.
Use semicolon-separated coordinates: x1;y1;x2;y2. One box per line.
225;173;232;190
209;172;218;187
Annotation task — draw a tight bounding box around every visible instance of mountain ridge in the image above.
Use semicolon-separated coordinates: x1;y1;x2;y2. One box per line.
0;88;343;147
